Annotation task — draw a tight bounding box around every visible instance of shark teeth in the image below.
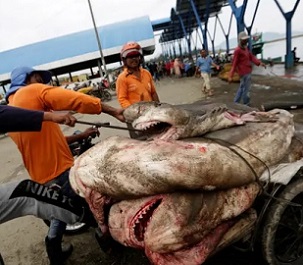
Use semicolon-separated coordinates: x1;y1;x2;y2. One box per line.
132;199;162;241
135;121;161;130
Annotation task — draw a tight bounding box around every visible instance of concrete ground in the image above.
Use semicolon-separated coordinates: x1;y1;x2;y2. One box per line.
1;69;303;265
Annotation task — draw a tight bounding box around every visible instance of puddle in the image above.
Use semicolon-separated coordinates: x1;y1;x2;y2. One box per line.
254;64;303;82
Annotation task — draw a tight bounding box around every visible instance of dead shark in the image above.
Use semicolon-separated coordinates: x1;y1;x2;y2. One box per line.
123;101;277;140
108;183;260;252
69;102;297;265
84;183;259;265
70;108;294;199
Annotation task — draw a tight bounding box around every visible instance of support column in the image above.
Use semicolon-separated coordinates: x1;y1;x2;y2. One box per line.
54;75;60;86
177;14;191;57
187;36;192;57
173;42;176;58
178;40;183;58
68;73;73;82
217;11;233;54
169;42;173;58
189;0;211;51
1;84;7;94
227;0;248;34
207;15;218;57
274;0;300;68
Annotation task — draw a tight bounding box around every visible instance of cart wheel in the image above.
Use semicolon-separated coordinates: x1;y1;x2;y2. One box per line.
262;178;303;265
0;253;4;265
103;91;112;102
109;82;116;91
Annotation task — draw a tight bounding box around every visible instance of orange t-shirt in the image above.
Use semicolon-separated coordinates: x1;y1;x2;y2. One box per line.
8;84;102;184
116;67;156;108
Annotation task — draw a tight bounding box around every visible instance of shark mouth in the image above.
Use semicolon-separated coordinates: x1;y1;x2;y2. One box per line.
132;198;162;241
134;121;172;138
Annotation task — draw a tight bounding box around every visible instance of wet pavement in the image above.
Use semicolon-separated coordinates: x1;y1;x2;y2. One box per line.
253;63;303;81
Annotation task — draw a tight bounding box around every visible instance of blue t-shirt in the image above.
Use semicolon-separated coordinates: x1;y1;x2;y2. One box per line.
196;56;213;73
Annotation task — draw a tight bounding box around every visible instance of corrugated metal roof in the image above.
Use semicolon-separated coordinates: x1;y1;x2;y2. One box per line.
159;0;228;43
0;16;155;82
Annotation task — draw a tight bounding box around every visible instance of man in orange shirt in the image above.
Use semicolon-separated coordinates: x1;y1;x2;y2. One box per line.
116;42;160;108
116;42;160;138
6;66;125;265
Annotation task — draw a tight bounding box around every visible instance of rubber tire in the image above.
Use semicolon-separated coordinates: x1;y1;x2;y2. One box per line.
109;82;116;91
0;253;4;265
102;91;112;102
90;90;102;99
262;178;303;265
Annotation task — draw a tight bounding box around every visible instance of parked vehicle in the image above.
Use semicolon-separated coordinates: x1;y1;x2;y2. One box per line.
76;78;112;102
89;79;112;102
0;253;4;265
225;173;303;265
109;80;116;91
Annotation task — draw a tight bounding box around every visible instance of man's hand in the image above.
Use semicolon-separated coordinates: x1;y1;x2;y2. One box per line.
114;108;125;123
260;62;267;69
194;68;200;78
83;127;100;138
65;126;99;144
44;112;76;127
228;76;233;83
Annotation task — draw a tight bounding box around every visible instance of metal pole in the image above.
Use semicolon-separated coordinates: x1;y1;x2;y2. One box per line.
87;0;107;78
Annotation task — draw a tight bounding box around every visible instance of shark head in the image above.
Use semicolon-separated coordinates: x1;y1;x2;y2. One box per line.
123;102;283;140
109;183;260;263
124;101;192;140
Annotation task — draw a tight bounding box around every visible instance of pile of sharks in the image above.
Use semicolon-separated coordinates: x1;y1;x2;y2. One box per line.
69;101;302;265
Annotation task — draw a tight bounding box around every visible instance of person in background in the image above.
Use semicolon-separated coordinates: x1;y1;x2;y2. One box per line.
195;49;220;97
6;66;125;265
146;62;154;79
179;59;185;77
173;57;182;78
170;59;175;76
292;47;300;63
116;41;160;109
116;42;160;138
165;61;171;76
152;62;160;82
228;31;266;105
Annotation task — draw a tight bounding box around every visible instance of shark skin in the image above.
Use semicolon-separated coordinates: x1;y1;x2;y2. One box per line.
68;102;299;265
69;108;293;199
108;183;260;264
123;101;280;141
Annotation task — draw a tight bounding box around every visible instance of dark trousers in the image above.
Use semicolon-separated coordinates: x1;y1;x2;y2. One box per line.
45;169;77;239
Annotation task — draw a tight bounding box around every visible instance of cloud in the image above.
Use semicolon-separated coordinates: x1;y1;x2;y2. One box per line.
0;0;302;54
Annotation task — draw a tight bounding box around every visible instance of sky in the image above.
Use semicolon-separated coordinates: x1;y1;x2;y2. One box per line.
0;0;302;56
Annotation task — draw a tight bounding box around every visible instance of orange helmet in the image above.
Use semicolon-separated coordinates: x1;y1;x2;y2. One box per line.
120;41;143;59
